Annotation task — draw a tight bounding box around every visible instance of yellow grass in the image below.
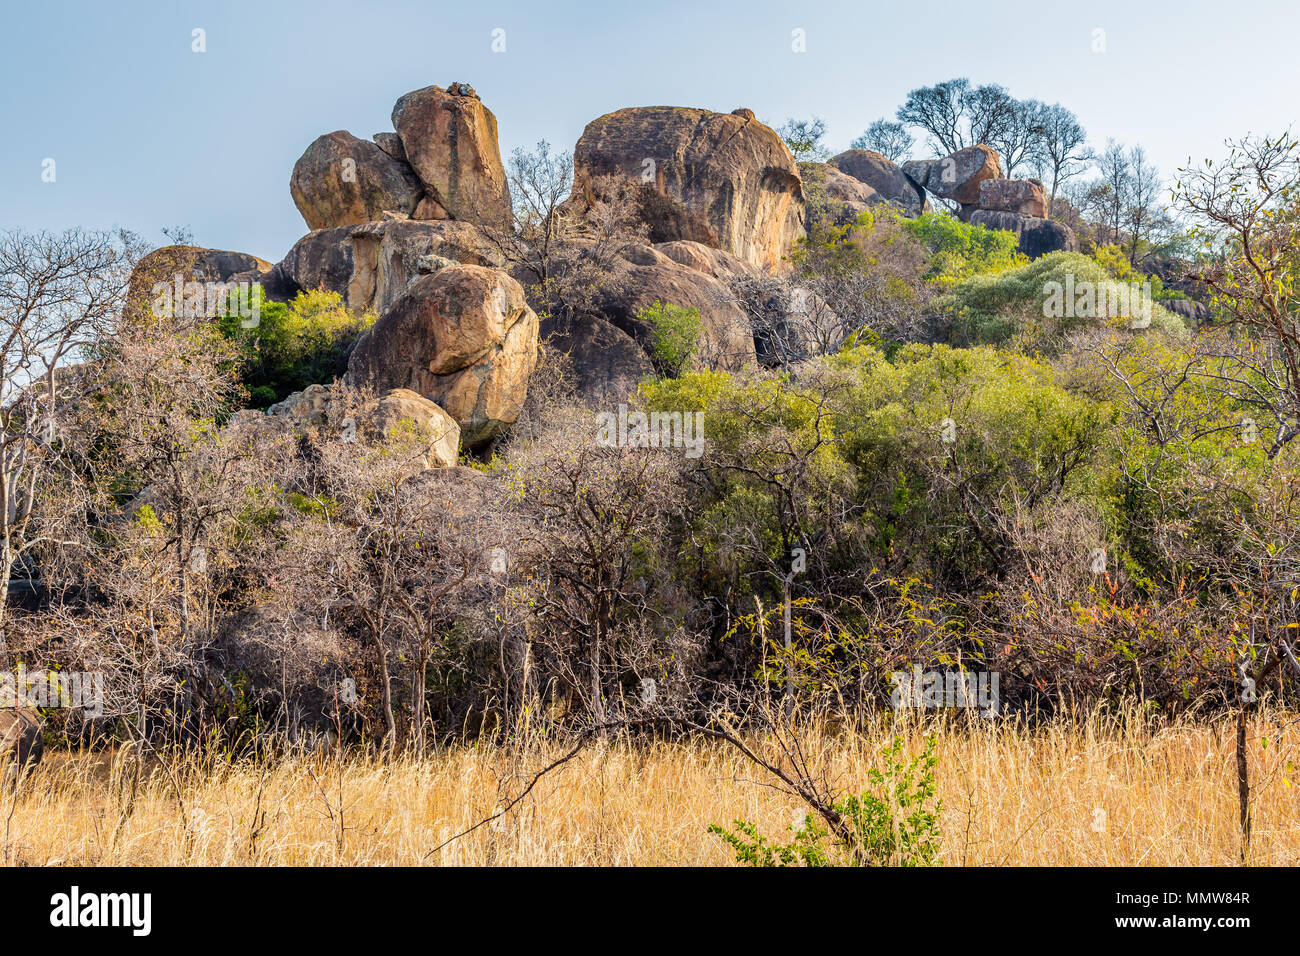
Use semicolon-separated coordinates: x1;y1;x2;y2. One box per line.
4;710;1298;866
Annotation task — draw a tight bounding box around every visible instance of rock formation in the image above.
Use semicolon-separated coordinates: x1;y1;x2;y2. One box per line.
128;244;279;305
979;178;1047;218
967;209;1079;258
569;106;804;271
828;149;929;217
904;144;1003;214
289;82;511;232
347;264;538;447
800;162;884;227
900;144;1076;257
273;219;501;315
390;83;512;227
0;708;42;771
231;384;461;474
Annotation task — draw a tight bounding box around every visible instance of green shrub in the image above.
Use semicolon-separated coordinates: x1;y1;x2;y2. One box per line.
638;300;702;377
938;251;1189;348
901;211;1025;285
709;735;943;866
220;289;376;407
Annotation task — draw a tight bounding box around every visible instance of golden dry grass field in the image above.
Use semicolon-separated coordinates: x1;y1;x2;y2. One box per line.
3;710;1298;866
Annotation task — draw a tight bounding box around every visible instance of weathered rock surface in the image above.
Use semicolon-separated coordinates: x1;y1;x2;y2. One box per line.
290;131;426;231
829;149;928;217
594;242;756;372
0;708;42;770
391;83;511;227
653;239;753;282
258;384;461;470
968;210;1078;258
1161;298;1212;325
372;132;408;164
541;312;655;403
905;144;1002;210
273;219;501;315
570;106;804;271
347;265;538;446
129;244;277;303
979;178;1047;218
800;162;881;227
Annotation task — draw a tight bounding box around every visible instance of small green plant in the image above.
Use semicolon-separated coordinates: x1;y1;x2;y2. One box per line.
709;735;943;866
638;300;701;377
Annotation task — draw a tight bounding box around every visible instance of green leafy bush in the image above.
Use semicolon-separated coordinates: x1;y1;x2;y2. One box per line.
220;289;376;407
901;211;1025;286
637;299;702;377
939;251;1189;347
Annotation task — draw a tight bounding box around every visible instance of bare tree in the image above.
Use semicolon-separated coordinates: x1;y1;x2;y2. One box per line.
851;119;913;162
777;117;830;162
1174;133;1300;446
0;229;143;651
987;98;1047;177
1093;139;1132;245
1038;104;1091;211
1124;145;1164;265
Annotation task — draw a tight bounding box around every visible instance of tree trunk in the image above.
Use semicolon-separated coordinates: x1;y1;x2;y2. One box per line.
783;575;793;722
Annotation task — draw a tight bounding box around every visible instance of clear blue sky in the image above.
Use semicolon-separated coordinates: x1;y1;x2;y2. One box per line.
3;0;1297;262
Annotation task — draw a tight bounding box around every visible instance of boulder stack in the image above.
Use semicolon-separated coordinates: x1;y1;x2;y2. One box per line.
290;82;511;232
901;145;1076;258
828;149;928;218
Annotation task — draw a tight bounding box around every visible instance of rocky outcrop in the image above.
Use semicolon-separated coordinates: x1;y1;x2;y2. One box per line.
979;178;1047;218
529;238;757;402
1161;298;1212;325
800;162;882;227
653;240;753;282
273;219;500;315
261;384;462;469
541;312;656;403
347;265;538;447
899;144;1075;256
904;145;1002;211
290;131;425;230
829;150;928;217
129;244;280;306
569;106;804;271
968;210;1079;258
288;82;511;232
391;83;511;227
0;708;42;771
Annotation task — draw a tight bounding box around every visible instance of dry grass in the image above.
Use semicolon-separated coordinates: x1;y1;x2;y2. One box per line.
3;708;1298;866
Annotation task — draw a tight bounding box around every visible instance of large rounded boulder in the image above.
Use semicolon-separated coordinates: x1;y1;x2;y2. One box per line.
904;144;1002;214
347;265;538;447
0;708;42;772
569;106;804;271
290;130;426;230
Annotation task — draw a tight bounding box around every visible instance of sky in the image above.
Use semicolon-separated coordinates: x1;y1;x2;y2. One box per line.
3;0;1298;262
